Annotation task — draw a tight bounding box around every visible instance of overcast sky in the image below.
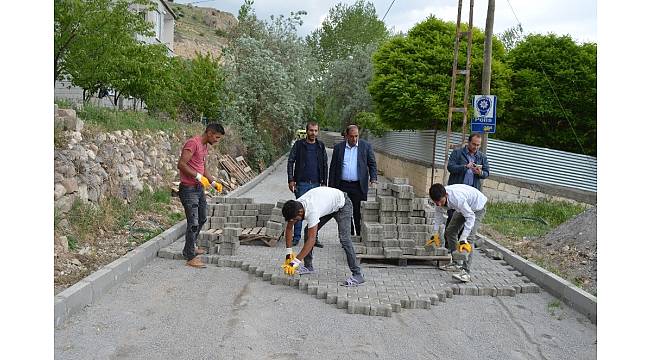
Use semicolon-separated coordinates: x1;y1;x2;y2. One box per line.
174;0;597;43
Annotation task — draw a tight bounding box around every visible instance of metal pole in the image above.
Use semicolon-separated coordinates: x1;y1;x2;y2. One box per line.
431;129;438;187
480;0;495;154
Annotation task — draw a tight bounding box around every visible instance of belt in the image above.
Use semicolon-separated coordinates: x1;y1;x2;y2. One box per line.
180;183;203;189
341;180;359;183
298;180;320;184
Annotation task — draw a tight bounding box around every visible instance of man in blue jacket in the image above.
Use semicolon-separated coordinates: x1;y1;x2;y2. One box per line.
329;125;378;236
447;133;490;190
287;121;328;249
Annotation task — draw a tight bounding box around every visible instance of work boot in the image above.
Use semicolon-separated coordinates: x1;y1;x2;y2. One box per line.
186;257;206;268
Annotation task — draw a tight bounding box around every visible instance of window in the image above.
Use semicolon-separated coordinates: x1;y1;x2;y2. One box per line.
155;10;163;40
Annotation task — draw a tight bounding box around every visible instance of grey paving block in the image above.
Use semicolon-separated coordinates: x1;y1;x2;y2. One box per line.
336;296;349;309
383;247;403;258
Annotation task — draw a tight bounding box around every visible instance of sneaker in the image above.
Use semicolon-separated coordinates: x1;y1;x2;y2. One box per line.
298;265;316;275
341;274;365;287
452;270;471;282
439;263;462;272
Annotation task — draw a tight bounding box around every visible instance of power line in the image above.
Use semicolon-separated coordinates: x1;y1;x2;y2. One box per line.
382;0;397;22
505;0;586;155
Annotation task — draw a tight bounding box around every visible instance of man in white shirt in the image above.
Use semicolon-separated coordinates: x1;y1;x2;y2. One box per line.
281;187;365;286
429;183;488;282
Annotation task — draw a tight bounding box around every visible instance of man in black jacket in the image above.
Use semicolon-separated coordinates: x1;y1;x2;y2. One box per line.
287;122;328;248
329;125;378;236
447;133;490;190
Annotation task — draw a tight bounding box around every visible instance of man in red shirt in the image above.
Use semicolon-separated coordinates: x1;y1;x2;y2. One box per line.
177;123;225;268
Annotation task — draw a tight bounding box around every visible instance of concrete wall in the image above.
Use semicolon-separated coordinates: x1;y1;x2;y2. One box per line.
375;150;594;206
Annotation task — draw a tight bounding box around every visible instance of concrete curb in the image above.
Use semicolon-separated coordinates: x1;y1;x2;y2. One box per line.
54;153;288;328
477;234;597;324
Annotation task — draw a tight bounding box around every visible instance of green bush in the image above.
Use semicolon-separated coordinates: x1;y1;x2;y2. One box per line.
76;104;182;132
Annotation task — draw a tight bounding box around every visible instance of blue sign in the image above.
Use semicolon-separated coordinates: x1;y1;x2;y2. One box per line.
471;95;497;133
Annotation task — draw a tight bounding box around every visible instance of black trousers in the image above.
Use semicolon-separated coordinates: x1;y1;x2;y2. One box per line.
338;180;366;236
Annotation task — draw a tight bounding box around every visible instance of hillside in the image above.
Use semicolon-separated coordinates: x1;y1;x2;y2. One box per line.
169;2;238;59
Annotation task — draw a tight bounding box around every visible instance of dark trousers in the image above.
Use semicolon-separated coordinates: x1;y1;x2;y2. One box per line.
179;184;207;260
338;180;365;236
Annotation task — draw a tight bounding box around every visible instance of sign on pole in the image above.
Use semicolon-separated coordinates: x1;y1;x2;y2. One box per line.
471;95;497;133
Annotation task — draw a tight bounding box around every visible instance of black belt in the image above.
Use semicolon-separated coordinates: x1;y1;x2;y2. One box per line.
180;183;203;189
341;180;359;184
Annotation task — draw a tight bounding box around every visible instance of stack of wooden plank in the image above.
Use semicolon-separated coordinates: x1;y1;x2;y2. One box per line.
239;227;277;247
218;155;255;186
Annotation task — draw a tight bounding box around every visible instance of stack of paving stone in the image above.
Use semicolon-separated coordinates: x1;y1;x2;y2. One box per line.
358;177;448;260
264;201;287;239
195;197;277;255
218;227;241;255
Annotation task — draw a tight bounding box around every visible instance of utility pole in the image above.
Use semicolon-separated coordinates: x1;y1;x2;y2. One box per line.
480;0;495;153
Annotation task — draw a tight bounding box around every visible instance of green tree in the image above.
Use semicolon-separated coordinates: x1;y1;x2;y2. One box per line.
307;0;388;67
323;43;380;130
308;1;388;131
369;16;512;131
176;53;226;121
498;24;524;52
220;1;320;169
54;0;154;82
500;34;596;155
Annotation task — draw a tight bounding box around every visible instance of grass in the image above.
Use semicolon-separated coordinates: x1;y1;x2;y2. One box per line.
55;99;74;108
65;188;181;247
76;104;186;133
483;200;586;238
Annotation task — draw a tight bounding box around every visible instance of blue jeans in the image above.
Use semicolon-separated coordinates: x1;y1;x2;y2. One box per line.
179;184;207;260
292;182;320;246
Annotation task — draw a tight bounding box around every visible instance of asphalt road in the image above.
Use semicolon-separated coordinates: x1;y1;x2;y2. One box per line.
54;150;596;360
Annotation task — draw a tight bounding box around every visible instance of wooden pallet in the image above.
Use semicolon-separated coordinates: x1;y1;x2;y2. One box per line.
219;155;252;186
357;254;451;267
239;227;277;247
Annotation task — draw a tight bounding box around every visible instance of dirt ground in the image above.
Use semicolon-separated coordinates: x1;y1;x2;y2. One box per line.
482;206;597;296
54;199;185;295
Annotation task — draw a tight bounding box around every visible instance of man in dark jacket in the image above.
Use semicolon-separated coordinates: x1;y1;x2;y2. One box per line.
287;122;328;248
329;125;378;236
447;133;490;190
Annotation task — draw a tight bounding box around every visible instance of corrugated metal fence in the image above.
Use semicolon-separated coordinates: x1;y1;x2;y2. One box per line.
365;130;597;193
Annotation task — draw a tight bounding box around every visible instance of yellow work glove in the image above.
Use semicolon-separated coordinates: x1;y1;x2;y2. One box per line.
282;258;301;276
211;180;223;193
195;173;211;189
425;233;440;247
457;240;472;253
283;248;296;266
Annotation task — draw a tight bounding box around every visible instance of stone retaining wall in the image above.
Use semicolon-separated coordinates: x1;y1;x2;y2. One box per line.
54;105;222;214
374;150;595;206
